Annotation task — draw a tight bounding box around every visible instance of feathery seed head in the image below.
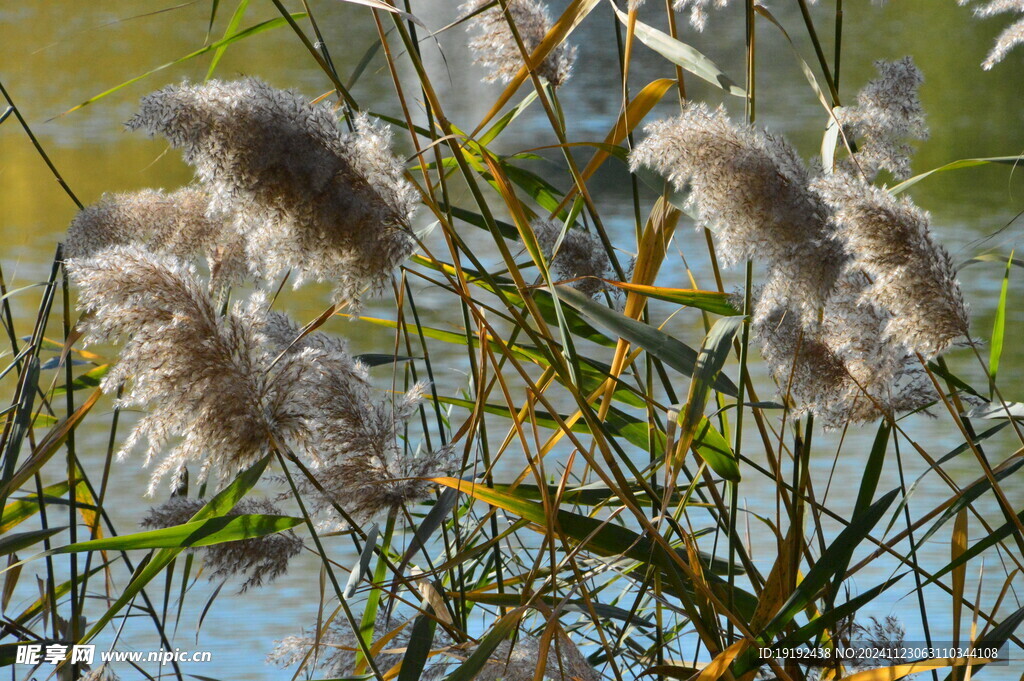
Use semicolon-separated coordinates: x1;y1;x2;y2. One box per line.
835;57;928;180
142;496;303;592
756;272;935;429
294;376;458;523
467;635;600;681
269;614;446;679
959;0;1024;68
532;219;615;298
631;103;844;321
814;173;970;358
64;187;248;286
67;245;312;494
127;79;418;310
672;0;731;31
462;0;577;87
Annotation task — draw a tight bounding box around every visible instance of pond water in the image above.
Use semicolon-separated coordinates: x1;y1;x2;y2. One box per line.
2;1;1024;679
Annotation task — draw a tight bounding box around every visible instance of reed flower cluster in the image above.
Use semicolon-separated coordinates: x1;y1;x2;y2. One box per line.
67;245;313;494
533;219;616;298
64;79;449;521
470;635;600;681
125;78;418;310
271;619;598;681
269;615;442;679
462;0;577;87
629;102;844;325
141;496;303;592
959;0;1024;68
64;187;248;286
672;0;732;31
815;173;970;358
631;62;968;427
67;243;451;514
834;57;929;180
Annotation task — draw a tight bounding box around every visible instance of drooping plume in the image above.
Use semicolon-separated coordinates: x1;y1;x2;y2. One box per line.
242;292;456;522
142;496;303;592
64;187;247;285
291;377;457;524
533;219;615;298
757;273;935;428
835;57;929;180
462;0;577;87
670;0;825;31
269;614;448;680
630;102;845;323
959;0;1024;68
67;245;313;494
814;173;970;358
468;635;600;681
126;79;418;310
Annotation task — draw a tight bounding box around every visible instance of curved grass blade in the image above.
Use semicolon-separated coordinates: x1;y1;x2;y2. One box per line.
554;284;738;396
600;283;740;316
431;478;756;612
989;250;1013;386
610;4;744;97
205;0;250;79
344;524;379;600
397;603;438;681
1;481;71;533
760;488;900;641
0;527;66;557
940;605;1024;680
50;514;301;553
675;317;743;481
51;364;109;396
458;590;654;627
890;156;1023;195
74;453;272;644
441;607;525;681
60;14;308;117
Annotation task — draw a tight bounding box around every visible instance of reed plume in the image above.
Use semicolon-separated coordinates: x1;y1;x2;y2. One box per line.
757;273;934;428
533;219;615;298
672;0;731;31
292;377;457;524
142;496;303;592
242;293;456;521
836;57;928;180
269;614;447;679
64;187;248;285
468;635;599;681
814;173;970;358
462;0;577;87
959;0;1024;68
67;245;313;494
126;79;418;311
630;102;845;324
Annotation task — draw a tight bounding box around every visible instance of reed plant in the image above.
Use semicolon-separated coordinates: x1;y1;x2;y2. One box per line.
1;1;1023;680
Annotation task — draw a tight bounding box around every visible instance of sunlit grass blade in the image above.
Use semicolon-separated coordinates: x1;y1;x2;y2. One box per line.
610;4;744;97
674;317;743;481
555;284;738;396
59;14;308;117
600;283;740;316
988;250;1013;387
50;514;301;553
